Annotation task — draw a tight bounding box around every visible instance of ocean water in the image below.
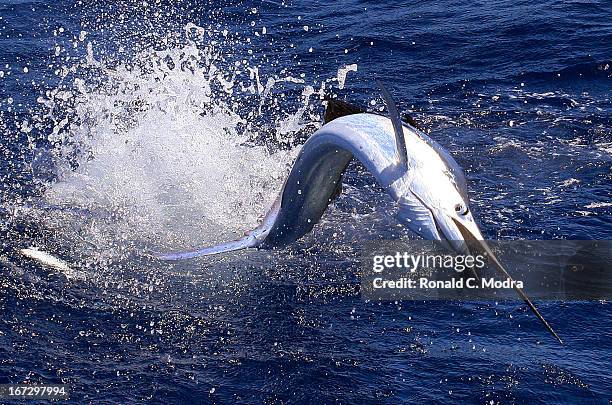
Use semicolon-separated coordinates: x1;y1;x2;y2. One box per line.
0;0;611;403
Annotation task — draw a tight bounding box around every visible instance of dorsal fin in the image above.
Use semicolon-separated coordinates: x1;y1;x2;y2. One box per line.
401;112;423;132
323;98;366;123
377;81;408;170
324;96;423;130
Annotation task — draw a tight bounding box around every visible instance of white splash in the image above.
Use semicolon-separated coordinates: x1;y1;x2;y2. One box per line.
26;23;355;260
336;64;357;90
276;85;316;136
42;43;300;250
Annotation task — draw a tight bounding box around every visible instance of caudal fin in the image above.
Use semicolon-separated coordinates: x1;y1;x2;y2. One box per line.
153;235;258;261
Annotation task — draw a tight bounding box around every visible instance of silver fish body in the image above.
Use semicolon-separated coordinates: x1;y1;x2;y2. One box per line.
154;104;562;344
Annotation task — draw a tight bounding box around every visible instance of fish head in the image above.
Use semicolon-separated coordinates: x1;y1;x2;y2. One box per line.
429;187;485;255
398;153;484;256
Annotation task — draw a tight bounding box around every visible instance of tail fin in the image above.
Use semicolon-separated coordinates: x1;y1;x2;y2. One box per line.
153;234;258;261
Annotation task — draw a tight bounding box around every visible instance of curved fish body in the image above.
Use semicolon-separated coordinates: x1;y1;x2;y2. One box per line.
264;113;413;247
155;95;562;343
156;112;475;258
261;113;474;249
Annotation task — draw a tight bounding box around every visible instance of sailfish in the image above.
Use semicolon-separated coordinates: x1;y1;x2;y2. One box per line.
155;84;563;344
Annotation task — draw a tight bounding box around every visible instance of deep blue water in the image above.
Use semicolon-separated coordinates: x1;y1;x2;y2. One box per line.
1;0;611;403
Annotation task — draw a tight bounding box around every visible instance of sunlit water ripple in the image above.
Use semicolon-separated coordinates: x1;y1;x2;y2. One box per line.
0;0;610;403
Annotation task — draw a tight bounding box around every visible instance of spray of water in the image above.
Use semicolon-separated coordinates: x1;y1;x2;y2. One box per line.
10;23;359;270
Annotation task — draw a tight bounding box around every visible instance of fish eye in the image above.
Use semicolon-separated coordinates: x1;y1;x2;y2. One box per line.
454;203;469;215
